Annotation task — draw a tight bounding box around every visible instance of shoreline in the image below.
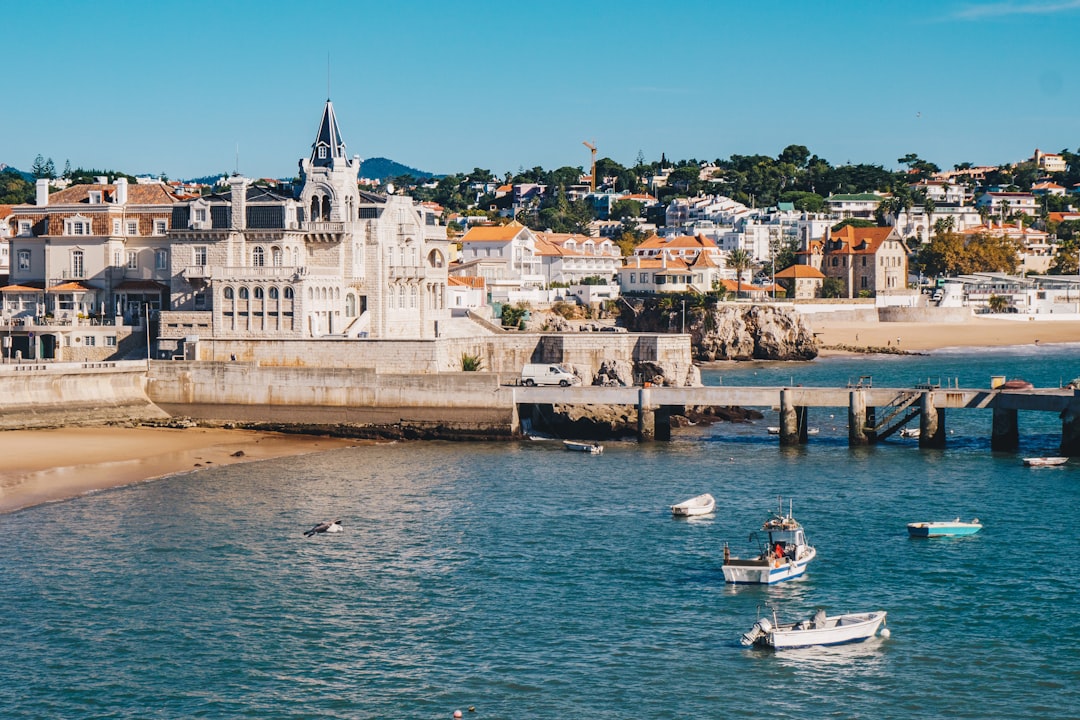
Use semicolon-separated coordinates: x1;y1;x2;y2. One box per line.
0;426;359;515
4;315;1078;514
808;316;1080;354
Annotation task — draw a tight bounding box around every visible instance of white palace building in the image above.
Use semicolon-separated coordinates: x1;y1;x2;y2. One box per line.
158;99;451;358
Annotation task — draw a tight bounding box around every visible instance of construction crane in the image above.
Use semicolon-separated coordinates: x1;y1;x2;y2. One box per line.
582;140;597;192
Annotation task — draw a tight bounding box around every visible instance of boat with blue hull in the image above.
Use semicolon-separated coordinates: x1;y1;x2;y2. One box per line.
722;498;816;584
907;518;982;538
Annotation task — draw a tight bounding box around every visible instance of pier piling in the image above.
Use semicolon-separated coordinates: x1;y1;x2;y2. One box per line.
848;390;870;446
780;389;800;445
919;391;946;448
990;407;1019;451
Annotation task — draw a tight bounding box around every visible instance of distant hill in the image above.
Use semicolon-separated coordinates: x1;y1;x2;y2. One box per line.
0;164;32;181
360;157;435;180
182;158;435;186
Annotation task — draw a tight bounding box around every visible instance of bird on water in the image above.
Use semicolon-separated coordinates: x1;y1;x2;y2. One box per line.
304;520;343;537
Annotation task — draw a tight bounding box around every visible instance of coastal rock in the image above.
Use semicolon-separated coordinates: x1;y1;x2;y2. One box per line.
696;305;818;361
621;300;818;361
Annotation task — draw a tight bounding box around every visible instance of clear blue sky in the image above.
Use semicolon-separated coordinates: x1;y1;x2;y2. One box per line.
3;0;1078;181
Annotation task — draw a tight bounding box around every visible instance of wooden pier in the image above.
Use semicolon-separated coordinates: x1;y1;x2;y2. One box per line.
513;384;1080;454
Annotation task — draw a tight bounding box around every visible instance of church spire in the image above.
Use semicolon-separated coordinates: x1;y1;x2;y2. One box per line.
310;99;347;167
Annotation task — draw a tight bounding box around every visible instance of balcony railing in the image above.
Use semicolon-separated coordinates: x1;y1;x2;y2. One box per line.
303;221;345;233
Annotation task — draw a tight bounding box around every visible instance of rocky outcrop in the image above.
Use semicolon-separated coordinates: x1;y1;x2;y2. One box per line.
696;305;818;361
622;301;818;361
590;358;701;388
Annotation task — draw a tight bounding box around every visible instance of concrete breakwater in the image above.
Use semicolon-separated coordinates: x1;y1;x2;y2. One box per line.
0;361;167;430
147;362;520;440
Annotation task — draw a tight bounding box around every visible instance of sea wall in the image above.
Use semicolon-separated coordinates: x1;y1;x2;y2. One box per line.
0;361;167;429
185;333;693;382
147;361;520;439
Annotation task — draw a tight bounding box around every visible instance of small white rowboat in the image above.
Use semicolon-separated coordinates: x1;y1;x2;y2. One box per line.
671;493;716;517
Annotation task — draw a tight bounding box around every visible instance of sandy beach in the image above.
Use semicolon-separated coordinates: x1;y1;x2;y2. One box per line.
811;316;1080;353
0;426;357;514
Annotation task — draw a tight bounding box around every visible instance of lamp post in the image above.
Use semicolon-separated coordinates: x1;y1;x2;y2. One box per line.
144;302;151;370
681;298;686;333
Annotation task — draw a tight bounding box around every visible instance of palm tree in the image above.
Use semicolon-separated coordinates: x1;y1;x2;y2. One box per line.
923;197;936;241
988;294;1009;313
727;249;754;299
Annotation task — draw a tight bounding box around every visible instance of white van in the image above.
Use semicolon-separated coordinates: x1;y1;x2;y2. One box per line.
520;363;581;387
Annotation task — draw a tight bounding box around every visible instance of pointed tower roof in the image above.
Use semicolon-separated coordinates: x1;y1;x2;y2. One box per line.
310;99;347;167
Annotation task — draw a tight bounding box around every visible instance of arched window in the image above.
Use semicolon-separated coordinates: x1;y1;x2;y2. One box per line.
252;246;265;266
239;287;249;300
321;196;331;221
284;287;294;299
310;197;320;221
398;285;406;308
272;247;282;266
308;287;313;299
410;285;418;308
254;286;264;299
224;286;234;299
388;285;396;309
269;287;279;300
427;249;444;268
345;294;357;317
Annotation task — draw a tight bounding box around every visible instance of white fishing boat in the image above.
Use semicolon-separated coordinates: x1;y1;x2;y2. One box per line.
722;498;816;584
1023;456;1068;467
899;427;920;439
671;493;716;517
563;440;603;454
741;609;888;649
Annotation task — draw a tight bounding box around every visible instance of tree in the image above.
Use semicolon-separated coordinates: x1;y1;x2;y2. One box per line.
778;144;810;168
666;165;702;196
821;277;846;298
43;158;56;179
832;218;877;231
727;248;754;298
987;295;1009;313
923;197;936;237
31;154;47;179
609;199;642;221
63;159;71;178
779;191;824;213
0;168;34;203
933;216;955;235
915;231;1020;277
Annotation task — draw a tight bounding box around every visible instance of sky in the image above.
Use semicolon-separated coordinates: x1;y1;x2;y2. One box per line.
2;0;1078;182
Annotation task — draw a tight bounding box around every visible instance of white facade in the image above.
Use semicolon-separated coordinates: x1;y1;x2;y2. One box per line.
159;100;450;353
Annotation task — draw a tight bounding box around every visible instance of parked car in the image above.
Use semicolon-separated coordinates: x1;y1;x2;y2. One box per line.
520;363;581;387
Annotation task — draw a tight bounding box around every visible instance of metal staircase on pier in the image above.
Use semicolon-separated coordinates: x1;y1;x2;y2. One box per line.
869;389;924;440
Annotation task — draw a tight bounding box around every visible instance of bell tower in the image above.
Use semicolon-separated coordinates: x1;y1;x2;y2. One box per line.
298;99;360;223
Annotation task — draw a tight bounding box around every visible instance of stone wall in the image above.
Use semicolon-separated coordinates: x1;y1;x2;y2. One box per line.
0;361;166;429
152;333;694;382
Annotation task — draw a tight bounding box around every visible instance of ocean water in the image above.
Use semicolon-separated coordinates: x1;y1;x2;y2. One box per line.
2;346;1079;719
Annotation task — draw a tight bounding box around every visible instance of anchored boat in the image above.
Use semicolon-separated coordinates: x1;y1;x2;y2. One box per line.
722;498;816;584
741;608;888;649
1023;456;1068;467
671;493;716;517
563;440;603;454
906;518;982;538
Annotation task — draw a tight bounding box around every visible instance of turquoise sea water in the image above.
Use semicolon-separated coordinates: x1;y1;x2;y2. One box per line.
2;345;1080;718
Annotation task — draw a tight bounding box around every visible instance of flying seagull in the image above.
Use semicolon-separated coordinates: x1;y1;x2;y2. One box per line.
304;520;343;537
